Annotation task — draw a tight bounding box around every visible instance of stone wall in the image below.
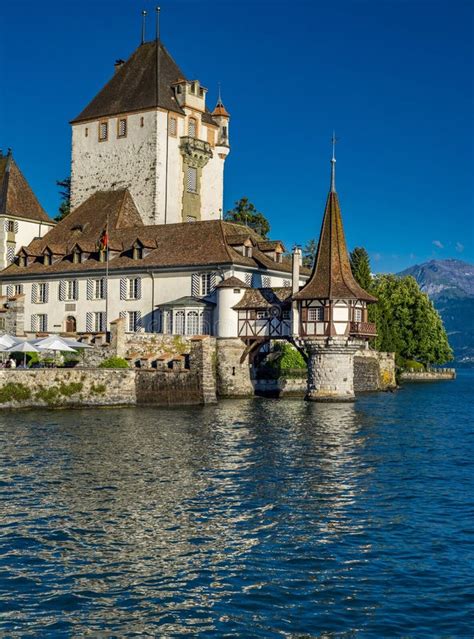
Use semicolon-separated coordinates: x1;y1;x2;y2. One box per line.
0;368;136;409
354;349;396;392
0;294;25;336
400;369;456;381
216;338;254;398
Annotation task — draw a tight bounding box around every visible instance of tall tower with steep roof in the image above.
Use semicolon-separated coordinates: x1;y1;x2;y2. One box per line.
294;140;377;401
70;40;230;226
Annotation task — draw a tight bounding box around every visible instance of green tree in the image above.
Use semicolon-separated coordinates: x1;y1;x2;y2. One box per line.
350;247;372;291
303;239;317;268
372;274;453;365
55;177;71;222
224;197;270;238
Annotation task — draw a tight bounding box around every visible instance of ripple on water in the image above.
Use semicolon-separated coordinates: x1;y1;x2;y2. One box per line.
0;373;473;637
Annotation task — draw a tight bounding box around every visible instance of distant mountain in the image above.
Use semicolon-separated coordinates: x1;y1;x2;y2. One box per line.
397;259;474;366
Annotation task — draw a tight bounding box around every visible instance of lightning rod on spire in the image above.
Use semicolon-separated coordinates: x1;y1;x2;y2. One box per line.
155;6;161;42
330;131;337;193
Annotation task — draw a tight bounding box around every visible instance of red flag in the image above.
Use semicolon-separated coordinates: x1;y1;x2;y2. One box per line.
98;229;108;251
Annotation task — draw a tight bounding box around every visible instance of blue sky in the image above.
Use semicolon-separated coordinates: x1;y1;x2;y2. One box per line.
1;0;472;272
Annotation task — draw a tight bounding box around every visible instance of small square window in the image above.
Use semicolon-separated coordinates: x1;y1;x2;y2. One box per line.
6;220;15;233
308;307;324;322
99;121;108;141
118;118;127;138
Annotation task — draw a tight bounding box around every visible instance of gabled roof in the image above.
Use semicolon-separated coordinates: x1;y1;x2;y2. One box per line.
294;190;376;303
72;41;217;126
215;275;249;289
233;287;292;310
159;296;215;308
1;191;311;279
0;151;51;223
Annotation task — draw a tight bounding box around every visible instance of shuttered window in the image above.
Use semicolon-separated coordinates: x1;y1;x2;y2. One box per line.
38;314;48;332
118;118;127;138
262;276;271;288
127;311;141;332
37;283;48;304
65;280;78;301
188;117;197;138
127;277;141;300
99;121;108;141
186;166;197;193
6;245;15;264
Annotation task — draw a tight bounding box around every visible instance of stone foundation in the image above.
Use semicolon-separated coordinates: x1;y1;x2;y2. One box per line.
216;338;254;398
304;338;363;402
354;350;396;392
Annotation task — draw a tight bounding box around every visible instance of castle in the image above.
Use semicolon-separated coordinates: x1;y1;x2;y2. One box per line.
0;31;383;401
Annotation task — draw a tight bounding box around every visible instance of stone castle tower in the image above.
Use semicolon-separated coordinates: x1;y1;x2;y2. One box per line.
70;40;230;226
293;142;378;401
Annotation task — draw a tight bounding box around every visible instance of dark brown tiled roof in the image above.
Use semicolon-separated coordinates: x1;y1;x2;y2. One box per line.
233;287;292;310
294;191;377;302
72;41;217;127
0;152;51;223
257;240;285;252
1;191;309;279
215;275;249;289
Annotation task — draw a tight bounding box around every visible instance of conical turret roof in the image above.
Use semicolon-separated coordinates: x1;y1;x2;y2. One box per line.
294;165;376;302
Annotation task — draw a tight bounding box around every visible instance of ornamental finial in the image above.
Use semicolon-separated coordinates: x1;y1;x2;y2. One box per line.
330;131;337;193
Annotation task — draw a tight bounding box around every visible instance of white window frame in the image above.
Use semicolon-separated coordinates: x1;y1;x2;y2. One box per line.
354;307;362;322
93;279;105;300
65;280;77;301
127;311;139;333
308;307;324;322
37;283;47;304
117;117;127;138
127;278;139;300
98;121;108;141
38;314;47;332
200;273;212;296
94;311;105;332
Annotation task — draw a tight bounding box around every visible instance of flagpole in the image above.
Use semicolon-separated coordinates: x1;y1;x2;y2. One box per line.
105;212;109;340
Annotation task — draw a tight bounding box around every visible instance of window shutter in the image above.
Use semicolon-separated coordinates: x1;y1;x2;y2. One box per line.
210;272;217;293
14;221;19;233
86;279;93;300
6;285;13;297
59;280;66;301
263;276;271;288
245;273;252;286
323;305;329;322
103;278;107;299
136;277;142;300
191;273;200;297
44;283;49;304
73;280;79;301
119;311;126;319
120;278;127;300
43;315;48;332
86;312;93;332
31;284;38;303
187;166;197;193
3;221;7;232
136;310;142;331
31;314;39;332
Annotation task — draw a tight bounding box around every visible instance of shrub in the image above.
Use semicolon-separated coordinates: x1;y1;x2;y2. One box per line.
59;382;83;396
0;383;31;403
98;357;129;369
91;383;106;395
396;356;425;372
35;387;60;405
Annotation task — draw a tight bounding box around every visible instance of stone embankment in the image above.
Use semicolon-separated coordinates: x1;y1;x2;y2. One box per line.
400;368;456;381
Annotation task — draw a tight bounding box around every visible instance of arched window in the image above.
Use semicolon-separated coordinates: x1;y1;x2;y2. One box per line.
186;311;199;335
188;117;197;138
175;311;185;335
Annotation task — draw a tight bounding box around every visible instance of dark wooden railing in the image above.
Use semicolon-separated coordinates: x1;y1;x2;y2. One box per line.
350;321;377;337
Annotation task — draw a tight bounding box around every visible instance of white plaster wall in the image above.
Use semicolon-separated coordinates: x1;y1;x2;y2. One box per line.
216;287;245;337
200;144;227;220
0;216;54;273
71;112;158;224
333;302;349;335
164;116;185;224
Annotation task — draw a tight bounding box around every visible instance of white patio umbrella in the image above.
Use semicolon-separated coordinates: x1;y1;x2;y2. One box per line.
0;334;23;349
36;337;77;368
4;341;40;367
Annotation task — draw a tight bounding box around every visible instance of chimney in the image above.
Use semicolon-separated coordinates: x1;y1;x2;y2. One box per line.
114;59;125;73
292;246;302;295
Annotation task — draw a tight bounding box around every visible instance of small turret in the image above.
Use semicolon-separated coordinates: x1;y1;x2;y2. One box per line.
212;88;230;148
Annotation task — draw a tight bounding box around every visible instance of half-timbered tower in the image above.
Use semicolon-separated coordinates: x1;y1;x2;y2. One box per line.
293;144;377;401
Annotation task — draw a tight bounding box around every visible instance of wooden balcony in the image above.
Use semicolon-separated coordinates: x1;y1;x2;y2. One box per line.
350;321;377;337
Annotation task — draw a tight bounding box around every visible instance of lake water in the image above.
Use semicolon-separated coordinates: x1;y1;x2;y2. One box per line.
0;372;473;637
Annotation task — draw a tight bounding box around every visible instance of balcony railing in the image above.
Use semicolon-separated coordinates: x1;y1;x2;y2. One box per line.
180;136;212;155
350;321;377;337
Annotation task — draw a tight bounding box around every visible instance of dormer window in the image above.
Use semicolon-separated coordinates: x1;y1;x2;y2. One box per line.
176;85;182;94
19;255;27;267
188;117;197;138
245;246;253;257
73;249;82;264
43;252;51;266
99;121;108;141
132;245;143;260
190;82;196;94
